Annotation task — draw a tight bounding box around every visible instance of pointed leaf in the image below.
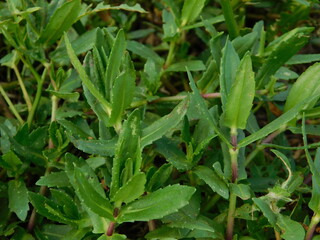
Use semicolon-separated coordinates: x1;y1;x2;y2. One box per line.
141;97;189;148
181;0;206;26
38;0;81;46
224;53;255;129
36;171;70;187
112;172;146;206
193;166;229;199
117;185;195;223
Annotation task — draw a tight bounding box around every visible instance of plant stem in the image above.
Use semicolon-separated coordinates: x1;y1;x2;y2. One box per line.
275;230;281;240
226;192;237;240
226;128;239;240
148;220;156;231
164;40;176;68
0;82;24;124
13;65;32;111
220;0;239;39
305;213;320;240
27;68;47;127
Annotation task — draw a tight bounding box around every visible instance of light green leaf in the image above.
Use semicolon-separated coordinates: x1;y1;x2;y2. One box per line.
117;184;195;223
164;60;206;72
38;0;81;46
64;33;112;115
277;215;305;240
284;63;320;114
193;166;229;199
252;197;277;227
47;90;79;102
224;53;255;130
110;110;141;198
36;171;70;187
146;163;173;191
162;9;179;41
70;137;116;157
127;40;164;65
105;29;127;99
181;0;206;26
230;183;251;200
141;97;189;148
112;172;146;206
220;40;240;110
109;70;136;126
232;32;258;57
8;179;29;221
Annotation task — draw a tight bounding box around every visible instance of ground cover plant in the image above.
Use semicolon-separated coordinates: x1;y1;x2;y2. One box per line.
1;0;320;239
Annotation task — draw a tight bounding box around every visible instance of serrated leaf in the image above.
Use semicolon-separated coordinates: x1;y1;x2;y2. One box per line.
181;0;206;26
141;97;189;148
110;110;141;198
105;29;126;99
164;60;206;72
193;166;229;199
8;179;29;221
220;40;240;110
112;172;146;206
224;53;255;130
109;70;136;126
38;0;81;46
117;185;195;223
73;168;114;220
36;171;70;187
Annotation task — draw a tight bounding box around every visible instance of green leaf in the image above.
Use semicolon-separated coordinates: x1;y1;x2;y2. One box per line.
29;192;77;225
50;189;79;220
105;29;127;99
64;33;112;115
155;138;191;171
238;93;320;148
188;70;231;147
224;53;255;130
252;198;277;227
232;32;258;57
8;179;29;221
220;40;240;110
47;90;79;102
284;63;320;114
73;168;114;220
112;172;146;206
141;97;189;148
277;215;305;240
117;184;195;223
127;40;164;65
109;70;136;126
193;166;229;199
162;9;179;41
36;172;70;188
257;27;313;87
196;59;219;92
270;150;293;189
146;163;173;191
181;0;206;26
230;183;251;200
164;60;206;72
110;110;141;198
286;54;320;65
38;0;81;46
70;137;116;157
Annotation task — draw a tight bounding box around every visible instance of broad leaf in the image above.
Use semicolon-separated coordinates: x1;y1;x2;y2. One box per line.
36;171;70;187
8;179;29;221
117;184;195;223
224;53;255;130
181;0;206;26
277;215;305;240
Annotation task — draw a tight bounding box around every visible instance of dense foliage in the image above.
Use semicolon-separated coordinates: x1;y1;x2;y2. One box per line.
1;0;320;239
